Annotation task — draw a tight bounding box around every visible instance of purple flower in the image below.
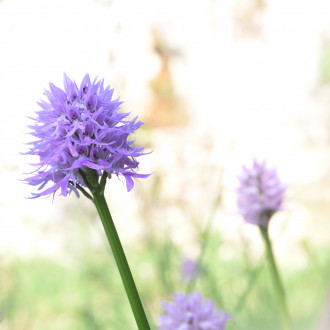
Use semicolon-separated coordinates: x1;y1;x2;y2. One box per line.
24;74;149;198
181;258;198;281
158;292;231;330
236;160;286;227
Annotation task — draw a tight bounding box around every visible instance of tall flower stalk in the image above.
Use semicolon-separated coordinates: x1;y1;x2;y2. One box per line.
259;225;290;330
24;74;151;329
84;169;150;329
237;160;291;330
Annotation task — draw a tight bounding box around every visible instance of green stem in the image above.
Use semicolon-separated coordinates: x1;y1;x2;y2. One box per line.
260;226;291;330
92;189;150;330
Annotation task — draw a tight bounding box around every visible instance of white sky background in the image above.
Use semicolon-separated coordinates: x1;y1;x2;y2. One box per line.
0;0;330;259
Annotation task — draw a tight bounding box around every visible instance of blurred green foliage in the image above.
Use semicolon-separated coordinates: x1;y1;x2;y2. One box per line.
0;228;329;329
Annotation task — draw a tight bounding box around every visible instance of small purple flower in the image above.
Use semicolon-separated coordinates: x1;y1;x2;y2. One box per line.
24;74;149;198
158;292;231;330
181;258;198;281
236;159;286;227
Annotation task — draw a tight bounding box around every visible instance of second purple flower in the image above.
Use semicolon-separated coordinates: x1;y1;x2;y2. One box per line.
236;160;286;227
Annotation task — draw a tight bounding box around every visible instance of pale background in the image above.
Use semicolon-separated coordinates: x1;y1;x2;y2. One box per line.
0;0;330;327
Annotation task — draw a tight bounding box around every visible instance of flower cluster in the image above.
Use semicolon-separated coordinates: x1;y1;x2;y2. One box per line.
236;160;286;227
181;258;198;281
158;292;230;330
24;74;149;198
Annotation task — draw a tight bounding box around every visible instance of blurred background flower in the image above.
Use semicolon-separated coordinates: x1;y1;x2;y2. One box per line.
236;159;286;227
158;292;230;330
181;258;199;282
0;0;330;329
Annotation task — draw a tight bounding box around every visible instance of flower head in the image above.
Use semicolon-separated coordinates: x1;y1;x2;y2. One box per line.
236;160;286;227
181;258;198;281
24;74;149;198
158;292;231;330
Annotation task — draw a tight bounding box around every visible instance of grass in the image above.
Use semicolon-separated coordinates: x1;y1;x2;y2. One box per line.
0;229;329;329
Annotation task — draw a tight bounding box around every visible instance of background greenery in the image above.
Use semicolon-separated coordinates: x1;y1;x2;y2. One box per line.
0;189;329;329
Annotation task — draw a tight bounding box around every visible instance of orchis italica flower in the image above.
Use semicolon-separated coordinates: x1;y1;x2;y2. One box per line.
181;258;198;281
23;74;151;329
24;73;149;198
236;160;286;227
158;292;230;330
237;160;291;329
